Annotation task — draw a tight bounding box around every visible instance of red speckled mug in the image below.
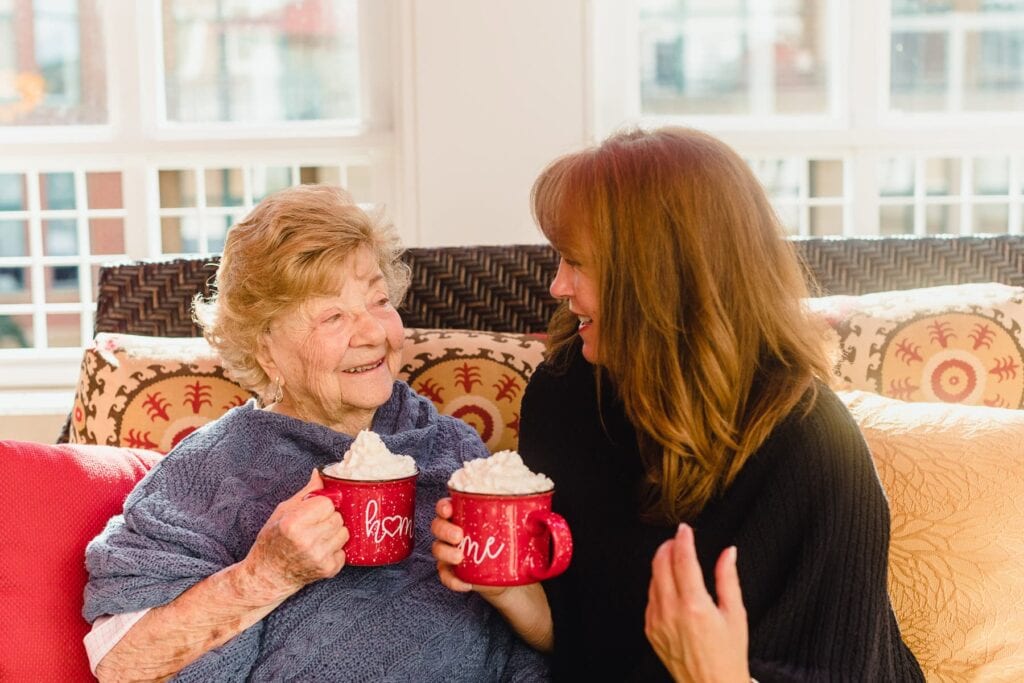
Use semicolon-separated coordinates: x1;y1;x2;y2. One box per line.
449;488;573;586
309;469;418;566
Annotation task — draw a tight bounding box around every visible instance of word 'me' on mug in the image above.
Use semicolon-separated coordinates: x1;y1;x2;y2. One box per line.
309;468;418;566
449;488;573;586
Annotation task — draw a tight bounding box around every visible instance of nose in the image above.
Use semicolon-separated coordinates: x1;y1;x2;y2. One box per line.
549;258;573;300
350;309;387;346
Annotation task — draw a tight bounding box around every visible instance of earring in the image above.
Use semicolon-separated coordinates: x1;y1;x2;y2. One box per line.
269;376;284;405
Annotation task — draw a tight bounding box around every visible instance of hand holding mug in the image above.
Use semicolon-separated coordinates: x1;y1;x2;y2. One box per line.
242;470;350;600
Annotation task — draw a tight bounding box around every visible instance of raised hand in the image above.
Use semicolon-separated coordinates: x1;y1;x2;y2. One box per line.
241;469;350;601
645;523;750;683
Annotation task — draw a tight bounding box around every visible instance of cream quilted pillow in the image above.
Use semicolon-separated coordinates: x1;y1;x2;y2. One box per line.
840;390;1024;682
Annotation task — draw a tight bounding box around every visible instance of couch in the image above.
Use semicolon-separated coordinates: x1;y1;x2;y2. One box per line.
4;236;1024;682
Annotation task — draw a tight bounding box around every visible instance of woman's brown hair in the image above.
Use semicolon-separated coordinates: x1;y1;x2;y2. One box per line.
531;127;829;522
193;184;410;402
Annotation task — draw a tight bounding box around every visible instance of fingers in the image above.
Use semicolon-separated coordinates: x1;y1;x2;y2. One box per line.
430;515;463;546
670;523;713;607
435;560;474;593
435;497;453;519
714;545;746;625
295;469;323;498
649;538;678;607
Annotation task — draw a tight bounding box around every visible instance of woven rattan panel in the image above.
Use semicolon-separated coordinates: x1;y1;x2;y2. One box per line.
92;237;1024;338
92;246;561;337
400;245;559;333
94;257;221;337
794;235;1024;295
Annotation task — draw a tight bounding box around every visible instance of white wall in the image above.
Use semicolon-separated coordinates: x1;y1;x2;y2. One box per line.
2;1;591;441
403;0;589;246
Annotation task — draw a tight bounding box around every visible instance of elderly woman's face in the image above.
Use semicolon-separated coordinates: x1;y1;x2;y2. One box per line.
259;246;404;432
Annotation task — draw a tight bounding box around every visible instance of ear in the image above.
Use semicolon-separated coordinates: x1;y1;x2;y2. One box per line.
254;330;278;380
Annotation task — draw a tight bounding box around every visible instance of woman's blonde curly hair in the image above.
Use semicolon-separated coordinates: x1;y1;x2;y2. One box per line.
193;184;410;404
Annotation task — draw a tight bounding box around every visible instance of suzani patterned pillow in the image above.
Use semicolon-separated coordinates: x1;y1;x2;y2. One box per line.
810;283;1024;409
69;329;547;454
68;334;255;452
399;328;546;453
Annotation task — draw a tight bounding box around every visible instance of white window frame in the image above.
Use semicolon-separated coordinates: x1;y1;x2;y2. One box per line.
0;0;400;397
589;0;1024;240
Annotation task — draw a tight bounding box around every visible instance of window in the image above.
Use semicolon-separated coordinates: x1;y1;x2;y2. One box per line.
593;0;1024;238
0;0;395;390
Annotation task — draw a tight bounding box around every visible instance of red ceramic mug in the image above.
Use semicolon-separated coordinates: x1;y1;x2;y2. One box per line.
448;487;573;586
308;468;418;566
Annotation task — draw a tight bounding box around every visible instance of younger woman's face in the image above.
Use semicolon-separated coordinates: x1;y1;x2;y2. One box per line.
549;233;601;363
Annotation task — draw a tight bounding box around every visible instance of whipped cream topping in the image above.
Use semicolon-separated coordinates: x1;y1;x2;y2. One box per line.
323;430;417;481
448;450;554;495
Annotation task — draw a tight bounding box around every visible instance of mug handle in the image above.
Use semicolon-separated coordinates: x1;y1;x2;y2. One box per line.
525;510;573;581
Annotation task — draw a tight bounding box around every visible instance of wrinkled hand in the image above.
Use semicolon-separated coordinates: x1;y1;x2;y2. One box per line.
645;523;750;683
242;470;349;601
430;497;508;600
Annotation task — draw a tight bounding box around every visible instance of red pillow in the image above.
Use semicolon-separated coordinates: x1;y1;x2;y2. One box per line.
0;440;160;682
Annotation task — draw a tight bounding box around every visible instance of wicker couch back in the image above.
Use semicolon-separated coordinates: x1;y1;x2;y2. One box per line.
93;236;1024;337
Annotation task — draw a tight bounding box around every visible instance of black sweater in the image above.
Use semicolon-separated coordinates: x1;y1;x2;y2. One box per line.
518;345;923;682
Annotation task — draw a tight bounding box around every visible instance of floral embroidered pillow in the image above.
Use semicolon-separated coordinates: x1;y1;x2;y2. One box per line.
810;283;1024;408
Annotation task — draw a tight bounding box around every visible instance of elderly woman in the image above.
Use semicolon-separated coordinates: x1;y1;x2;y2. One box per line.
83;185;547;681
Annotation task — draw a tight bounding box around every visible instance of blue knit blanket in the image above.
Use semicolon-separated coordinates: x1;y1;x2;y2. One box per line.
84;382;548;682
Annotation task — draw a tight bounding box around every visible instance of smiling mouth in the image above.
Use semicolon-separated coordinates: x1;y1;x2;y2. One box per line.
343;358;385;374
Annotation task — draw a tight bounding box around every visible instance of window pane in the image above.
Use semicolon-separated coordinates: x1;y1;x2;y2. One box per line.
252;166;293;200
161;215;191;253
159;169;197;208
810;206;843;236
300;165;340;185
0;219;27;256
974;203;1008;232
749;158;801;198
773;203;800;235
40;172;76;210
926;203;959;234
161;0;361;124
774;0;831;114
891;4;1024;113
86;172;123;209
43;219;78;256
0;0;107;126
0;267;29;301
345;163;372;203
0;314;32;349
926;158;960;196
45;264;80;301
973;157;1009;195
207;215;233;253
0;173;26;210
809;160;842;198
879;158;914;197
964;30;1024;111
47;312;80;347
880;205;914;235
638;0;833;116
204;168;245;207
89;218;125;255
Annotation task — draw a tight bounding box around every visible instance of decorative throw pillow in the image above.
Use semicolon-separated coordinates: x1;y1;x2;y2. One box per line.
811;283;1024;408
70;329;547;454
69;334;255;452
399;328;546;452
0;440;159;682
839;390;1024;680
